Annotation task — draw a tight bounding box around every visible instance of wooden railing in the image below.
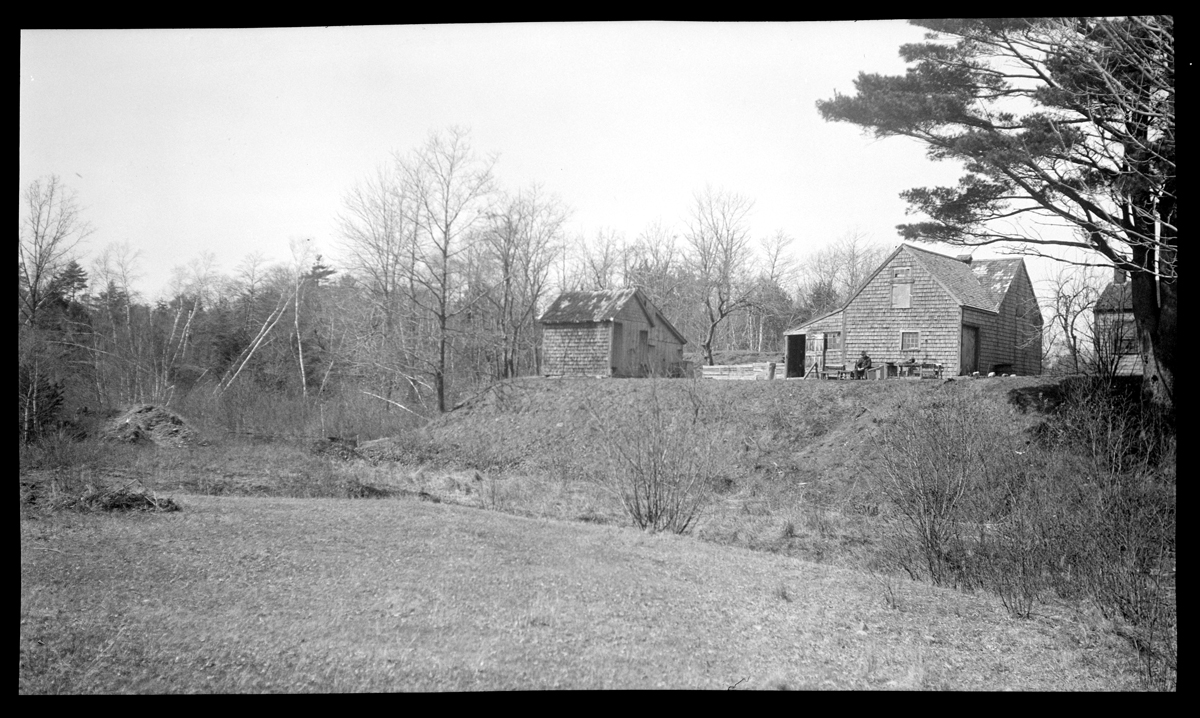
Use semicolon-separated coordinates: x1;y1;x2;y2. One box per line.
699;362;777;381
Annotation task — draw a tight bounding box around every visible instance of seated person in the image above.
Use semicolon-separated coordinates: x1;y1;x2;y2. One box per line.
854;351;872;379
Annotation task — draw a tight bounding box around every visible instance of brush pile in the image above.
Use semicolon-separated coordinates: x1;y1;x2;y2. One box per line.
41;480;182;513
310;436;361;461
101;405;196;447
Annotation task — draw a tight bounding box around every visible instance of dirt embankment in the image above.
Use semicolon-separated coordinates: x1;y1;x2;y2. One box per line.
415;374;1059;488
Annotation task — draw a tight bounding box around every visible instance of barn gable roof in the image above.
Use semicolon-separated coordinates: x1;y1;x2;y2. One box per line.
969;257;1025;305
541;287;688;345
904;245;1003;313
783;244;1035;334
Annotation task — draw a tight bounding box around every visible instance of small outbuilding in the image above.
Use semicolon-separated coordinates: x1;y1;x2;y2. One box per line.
783;244;1043;378
1093;268;1141;376
540;287;688;377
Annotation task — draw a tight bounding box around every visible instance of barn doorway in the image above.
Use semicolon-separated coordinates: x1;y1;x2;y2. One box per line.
637;329;649;376
785;334;806;378
961;325;980;375
611;321;624;375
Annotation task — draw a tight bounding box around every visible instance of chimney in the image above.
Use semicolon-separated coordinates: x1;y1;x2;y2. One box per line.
1114;267;1126;285
956;254;973;265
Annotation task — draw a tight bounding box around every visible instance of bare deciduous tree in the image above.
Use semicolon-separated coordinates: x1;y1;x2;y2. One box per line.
1042;268;1103;375
398;127;497;412
747;230;800;353
19;175;94;327
482;184;568;378
794;230;890;323
579;228;627;291
684;187;756;366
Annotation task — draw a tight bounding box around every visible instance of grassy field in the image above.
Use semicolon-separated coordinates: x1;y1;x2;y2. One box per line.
19;374;1168;691
21;492;1141;692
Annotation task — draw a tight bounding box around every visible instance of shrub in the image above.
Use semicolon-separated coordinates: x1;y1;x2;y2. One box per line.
587;379;734;534
1034;377;1176;689
873;378;1176;689
872;390;1025;588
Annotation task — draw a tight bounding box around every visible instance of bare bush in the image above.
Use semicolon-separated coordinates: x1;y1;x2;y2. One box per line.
587;380;733;534
874;378;1175;689
872;391;1027;589
1034;377;1176;689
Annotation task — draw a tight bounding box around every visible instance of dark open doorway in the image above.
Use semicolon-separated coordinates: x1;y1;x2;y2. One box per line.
785;334;806;378
961;324;979;375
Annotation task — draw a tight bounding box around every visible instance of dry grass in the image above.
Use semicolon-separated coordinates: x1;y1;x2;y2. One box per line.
20;494;1143;692
19;374;1168;691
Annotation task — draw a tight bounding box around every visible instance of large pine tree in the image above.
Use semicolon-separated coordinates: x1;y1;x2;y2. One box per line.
818;18;1174;410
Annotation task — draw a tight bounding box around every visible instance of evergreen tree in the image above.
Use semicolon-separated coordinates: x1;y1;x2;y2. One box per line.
818;17;1174;409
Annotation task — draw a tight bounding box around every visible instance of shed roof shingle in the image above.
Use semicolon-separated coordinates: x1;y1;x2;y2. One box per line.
540;288;688;345
540;288;642;324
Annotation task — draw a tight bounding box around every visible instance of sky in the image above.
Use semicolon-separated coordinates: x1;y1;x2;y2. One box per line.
20;22;1091;300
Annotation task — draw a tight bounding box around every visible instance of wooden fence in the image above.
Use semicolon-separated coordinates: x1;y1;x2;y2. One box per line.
699;362;777;381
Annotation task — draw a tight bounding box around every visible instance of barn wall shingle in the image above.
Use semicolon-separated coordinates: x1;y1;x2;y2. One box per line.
783;246;1044;377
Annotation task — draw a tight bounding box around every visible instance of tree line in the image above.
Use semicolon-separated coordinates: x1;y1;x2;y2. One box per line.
24;15;1172;433
19;129;889;437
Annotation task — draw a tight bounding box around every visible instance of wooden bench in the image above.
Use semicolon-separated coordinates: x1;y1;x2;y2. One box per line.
919;365;943;379
822;364;847;380
891;363;944;379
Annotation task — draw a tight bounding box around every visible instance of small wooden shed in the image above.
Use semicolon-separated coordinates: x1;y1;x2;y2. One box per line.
540;288;688;377
783;244;1043;378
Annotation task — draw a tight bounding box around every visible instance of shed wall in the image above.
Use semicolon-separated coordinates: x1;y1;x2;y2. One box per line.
542;323;612;376
610;300;686;376
788;311;845;375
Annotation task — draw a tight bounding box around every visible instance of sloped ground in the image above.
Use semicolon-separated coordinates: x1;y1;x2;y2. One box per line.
355;374;1062;569
20;494;1142;692
415;374;1054;498
20;374;1165;691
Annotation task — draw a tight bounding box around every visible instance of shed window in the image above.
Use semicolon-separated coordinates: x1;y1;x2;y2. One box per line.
901;331;920;351
893;267;911;279
826;332;842;351
892;283;912;309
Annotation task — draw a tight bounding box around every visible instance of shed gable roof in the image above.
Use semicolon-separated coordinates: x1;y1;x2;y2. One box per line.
540;288;643;324
541;287;688;345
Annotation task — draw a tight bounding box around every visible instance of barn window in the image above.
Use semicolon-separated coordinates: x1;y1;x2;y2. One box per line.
893;267;911;279
901;331;919;351
826;332;842;351
892;282;912;309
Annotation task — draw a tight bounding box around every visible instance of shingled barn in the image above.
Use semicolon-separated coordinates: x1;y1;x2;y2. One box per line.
540;288;688;377
783;244;1043;378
